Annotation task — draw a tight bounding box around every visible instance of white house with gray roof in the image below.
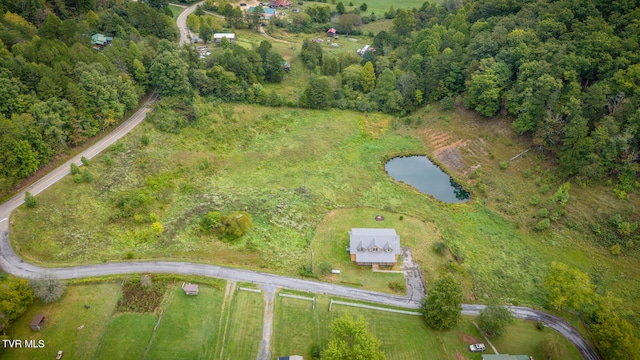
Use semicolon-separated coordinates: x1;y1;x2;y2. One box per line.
348;228;401;266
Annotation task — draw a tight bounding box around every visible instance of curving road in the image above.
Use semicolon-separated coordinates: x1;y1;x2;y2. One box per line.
177;1;204;45
0;8;600;360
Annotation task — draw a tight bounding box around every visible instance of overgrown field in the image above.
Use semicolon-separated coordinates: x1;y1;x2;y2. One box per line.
10;103;640;319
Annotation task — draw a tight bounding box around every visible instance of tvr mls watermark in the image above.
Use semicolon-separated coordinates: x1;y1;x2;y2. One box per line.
2;339;46;348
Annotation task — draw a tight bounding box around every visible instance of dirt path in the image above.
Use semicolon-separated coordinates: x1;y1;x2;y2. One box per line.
257;285;276;360
216;280;236;359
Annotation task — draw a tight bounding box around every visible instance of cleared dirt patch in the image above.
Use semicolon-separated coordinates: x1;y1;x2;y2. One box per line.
462;334;480;344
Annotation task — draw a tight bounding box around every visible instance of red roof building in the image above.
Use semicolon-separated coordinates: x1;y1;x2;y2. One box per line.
270;0;292;8
327;28;337;37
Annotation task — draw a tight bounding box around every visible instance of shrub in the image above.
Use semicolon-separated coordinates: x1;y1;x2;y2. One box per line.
388;281;406;292
499;161;509;170
126;252;135;259
141;134;150;146
399;215;404;220
535;218;550;231
439;96;454;111
433;241;448;255
81;156;90;167
220;211;253;239
535;321;545;330
151;222;164;236
538;207;549;218
610;244;621;255
104;155;112;166
70;163;80;175
82;169;93;183
523;168;532;178
318;261;332;275
24;191;37;208
140;274;152;289
529;195;540;206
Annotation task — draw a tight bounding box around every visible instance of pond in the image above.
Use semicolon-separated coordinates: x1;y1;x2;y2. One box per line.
384;156;470;203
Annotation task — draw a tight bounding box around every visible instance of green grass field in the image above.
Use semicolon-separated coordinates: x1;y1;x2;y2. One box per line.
271;291;581;360
0;283;120;360
146;285;223;359
310;208;451;294
95;314;157;360
223;289;265;359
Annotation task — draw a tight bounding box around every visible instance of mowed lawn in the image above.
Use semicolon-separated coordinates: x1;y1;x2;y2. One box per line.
1;283;120;360
271;292;582;360
146;285;224;360
94;314;157;360
223;289;265;359
310;208;452;294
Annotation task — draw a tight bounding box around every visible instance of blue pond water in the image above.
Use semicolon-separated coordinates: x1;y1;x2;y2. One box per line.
385;156;470;203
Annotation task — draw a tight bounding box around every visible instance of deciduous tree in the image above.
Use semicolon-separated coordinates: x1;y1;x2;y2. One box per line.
478;305;513;337
421;274;462;330
323;314;386;360
31;273;66;304
544;261;594;312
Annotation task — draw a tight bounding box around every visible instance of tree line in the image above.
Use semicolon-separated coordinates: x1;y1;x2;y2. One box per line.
291;0;640;192
0;0;183;197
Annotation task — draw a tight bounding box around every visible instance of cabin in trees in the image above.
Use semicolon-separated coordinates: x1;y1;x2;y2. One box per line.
213;33;236;44
30;314;46;331
270;0;292;8
91;33;112;50
327;28;337;37
348;228;401;266
182;283;199;296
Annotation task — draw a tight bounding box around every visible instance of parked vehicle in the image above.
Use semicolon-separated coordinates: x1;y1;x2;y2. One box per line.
469;344;486;352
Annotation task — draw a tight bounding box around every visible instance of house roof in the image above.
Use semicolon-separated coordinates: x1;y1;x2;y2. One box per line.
213;33;236;39
30;314;46;327
327;28;337;34
91;33;107;45
183;284;199;292
349;228;400;263
482;355;531;360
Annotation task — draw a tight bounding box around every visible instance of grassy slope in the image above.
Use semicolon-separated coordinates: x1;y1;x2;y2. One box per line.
0;283;120;360
10;103;640;316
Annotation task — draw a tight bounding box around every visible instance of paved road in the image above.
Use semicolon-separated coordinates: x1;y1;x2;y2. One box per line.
177;1;204;45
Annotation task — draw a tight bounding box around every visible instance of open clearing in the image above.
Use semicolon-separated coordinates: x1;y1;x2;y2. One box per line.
10;102;640;317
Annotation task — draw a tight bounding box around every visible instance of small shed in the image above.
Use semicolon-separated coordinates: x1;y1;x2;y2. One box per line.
327;28;337;37
182;283;199;295
30;314;46;331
